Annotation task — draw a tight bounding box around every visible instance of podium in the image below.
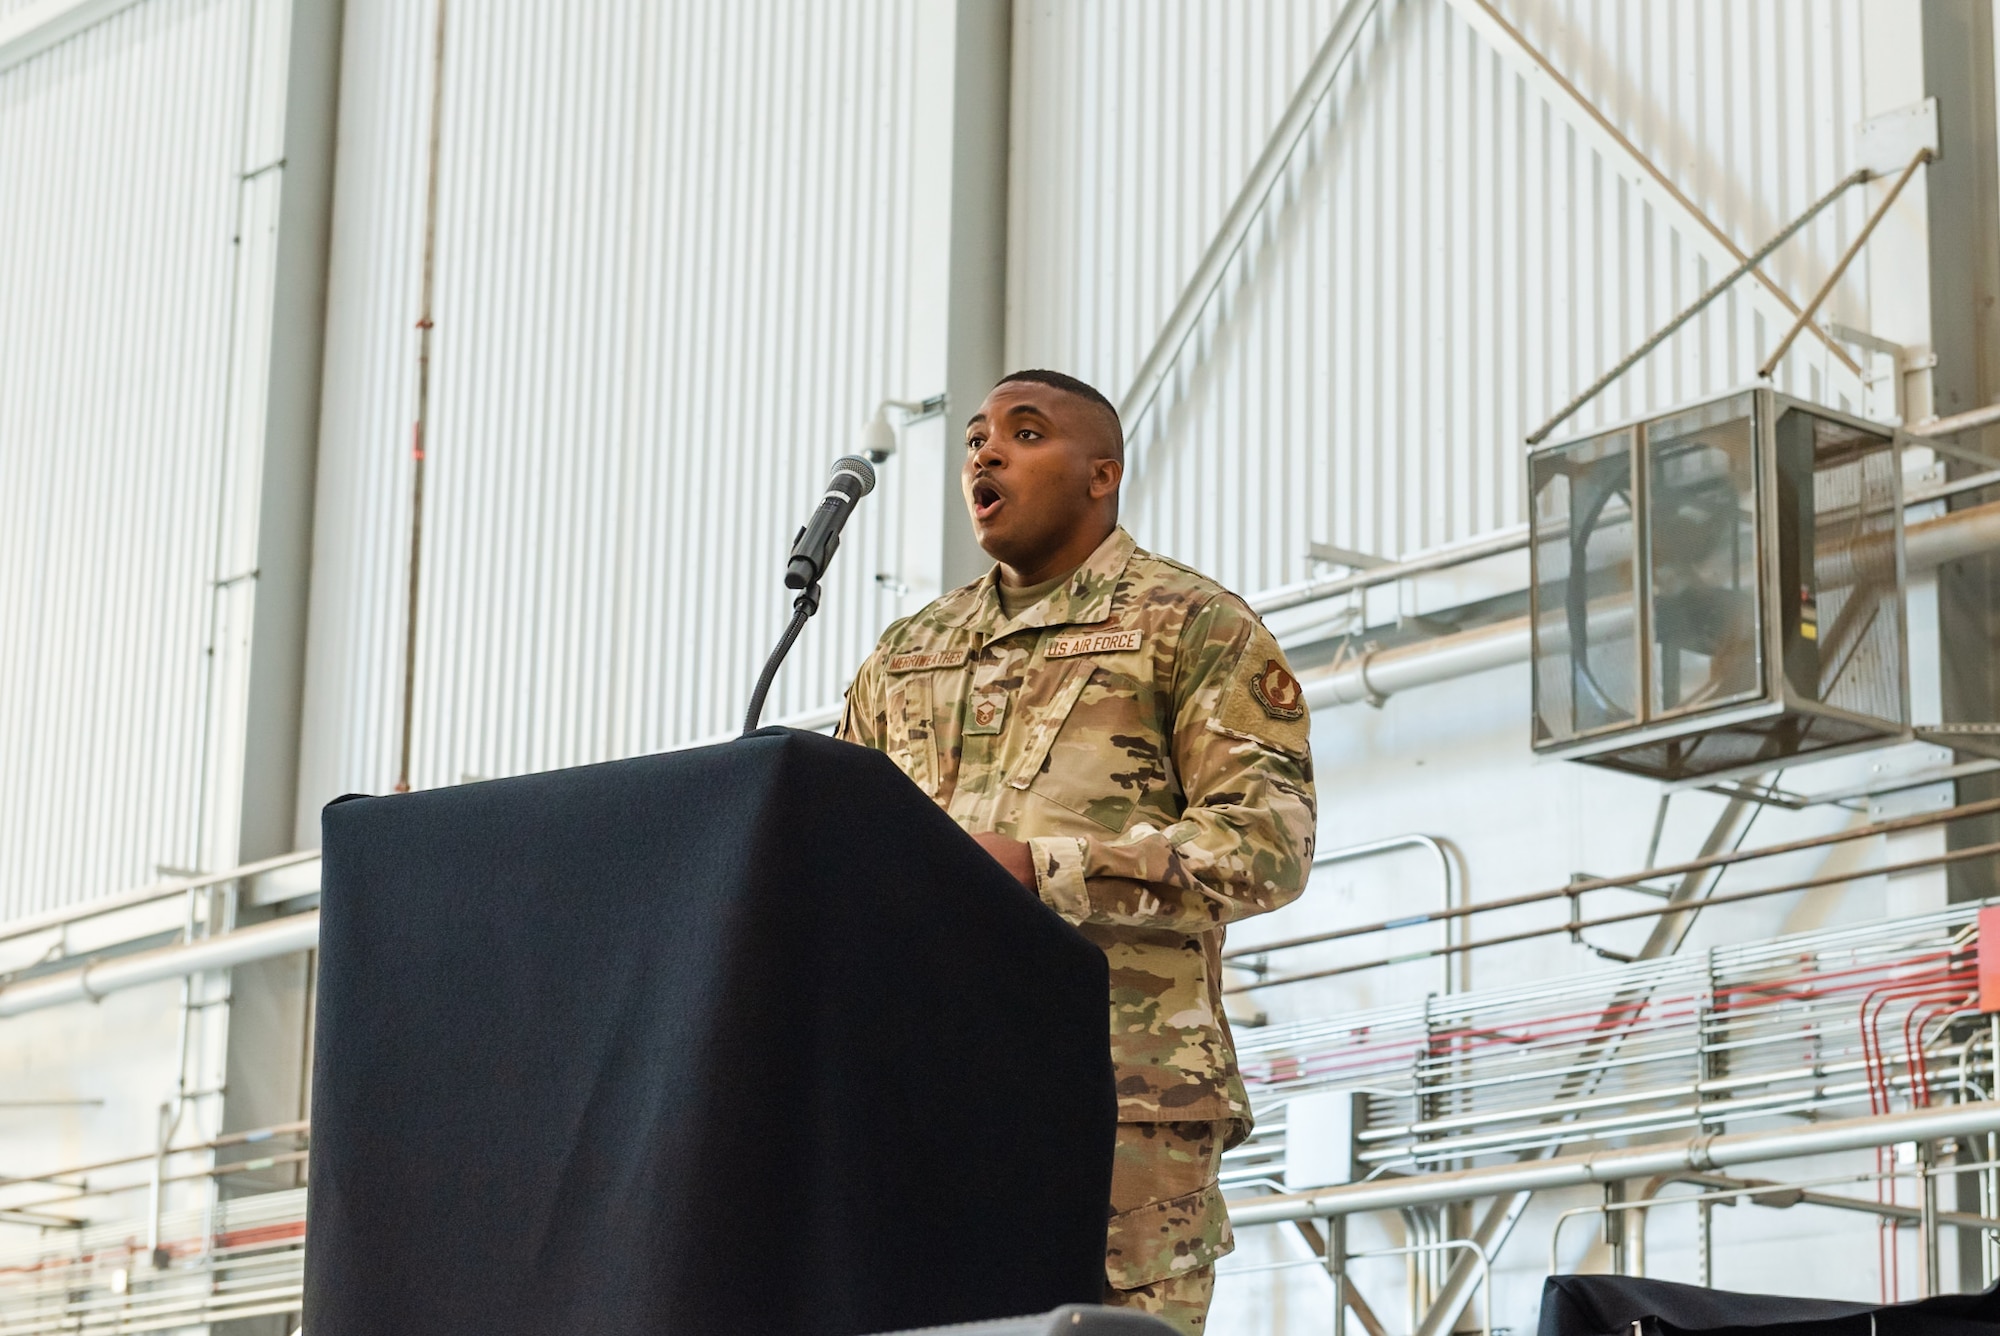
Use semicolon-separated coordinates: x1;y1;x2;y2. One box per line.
304;728;1116;1335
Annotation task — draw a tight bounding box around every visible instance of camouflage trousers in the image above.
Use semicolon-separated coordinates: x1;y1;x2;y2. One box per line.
1099;1121;1234;1335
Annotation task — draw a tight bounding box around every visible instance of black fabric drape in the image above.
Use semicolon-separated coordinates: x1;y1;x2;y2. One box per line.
306;728;1116;1336
1540;1273;2000;1336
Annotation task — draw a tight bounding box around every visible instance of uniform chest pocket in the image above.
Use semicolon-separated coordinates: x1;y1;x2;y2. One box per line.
1010;658;1162;832
886;677;939;795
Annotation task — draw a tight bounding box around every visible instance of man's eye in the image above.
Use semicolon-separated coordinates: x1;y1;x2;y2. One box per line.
1017;430;1039;441
966;435;984;450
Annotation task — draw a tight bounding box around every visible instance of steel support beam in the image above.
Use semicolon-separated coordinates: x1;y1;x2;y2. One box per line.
935;0;1013;589
0;0;145;74
1440;0;1858;379
1117;0;1379;439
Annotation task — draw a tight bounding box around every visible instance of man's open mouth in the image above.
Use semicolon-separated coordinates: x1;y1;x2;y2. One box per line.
971;477;1005;521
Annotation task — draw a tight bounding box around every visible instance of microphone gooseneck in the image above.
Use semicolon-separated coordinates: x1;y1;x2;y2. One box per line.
743;455;879;735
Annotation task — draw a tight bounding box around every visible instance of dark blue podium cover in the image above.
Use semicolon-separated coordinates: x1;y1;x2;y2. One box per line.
305;728;1116;1335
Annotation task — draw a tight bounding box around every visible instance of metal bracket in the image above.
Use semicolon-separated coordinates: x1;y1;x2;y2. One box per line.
1856;98;1941;177
1308;541;1391;571
1829;322;1910;424
861;394;948;461
1566;875;1636;962
895;393;947;423
1916;724;2000;761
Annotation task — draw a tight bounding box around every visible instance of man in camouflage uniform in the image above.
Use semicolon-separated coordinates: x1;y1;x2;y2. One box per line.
837;369;1316;1333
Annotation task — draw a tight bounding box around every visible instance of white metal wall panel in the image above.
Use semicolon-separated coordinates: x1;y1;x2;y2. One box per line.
0;0;66;21
0;0;282;922
296;0;923;825
1007;0;1874;599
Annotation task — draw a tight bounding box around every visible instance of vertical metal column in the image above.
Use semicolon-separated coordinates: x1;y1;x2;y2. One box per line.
1927;1;2000;908
1697;1198;1714;1287
1327;1214;1349;1336
936;0;1012;590
1603;1182;1630;1275
395;0;449;795
239;0;347;861
1921;1141;1942;1297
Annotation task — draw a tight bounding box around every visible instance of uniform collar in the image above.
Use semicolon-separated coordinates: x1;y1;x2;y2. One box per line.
945;526;1137;635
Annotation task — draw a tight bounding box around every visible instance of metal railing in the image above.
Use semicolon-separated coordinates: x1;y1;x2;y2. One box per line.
1225;901;1998;1183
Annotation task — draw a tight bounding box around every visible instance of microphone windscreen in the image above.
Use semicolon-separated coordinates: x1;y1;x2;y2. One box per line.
828;454;877;499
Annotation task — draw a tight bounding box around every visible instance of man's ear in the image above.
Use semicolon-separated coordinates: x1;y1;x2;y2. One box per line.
1089;456;1122;500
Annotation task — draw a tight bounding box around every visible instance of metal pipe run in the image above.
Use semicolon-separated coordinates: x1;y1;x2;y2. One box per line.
1253;527;1530;616
1225;795;2000;976
1;1120;308;1190
1916;400;2000;441
1234;836;2000;993
1;1150;312;1218
0;912;320;1018
1229;1100;2000;1225
1302;497;2000;710
1254;455;2000;628
1225;835;1456;991
0;850;318;947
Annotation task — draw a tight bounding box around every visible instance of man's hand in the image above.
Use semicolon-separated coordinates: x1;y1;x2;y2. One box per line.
971;832;1037;892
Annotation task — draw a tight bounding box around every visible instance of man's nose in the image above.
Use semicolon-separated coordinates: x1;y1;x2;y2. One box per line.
973;439;1005;470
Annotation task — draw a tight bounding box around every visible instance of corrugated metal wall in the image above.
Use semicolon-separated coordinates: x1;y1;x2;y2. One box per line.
1007;0;1875;599
0;0;68;22
0;0;286;921
295;0;927;828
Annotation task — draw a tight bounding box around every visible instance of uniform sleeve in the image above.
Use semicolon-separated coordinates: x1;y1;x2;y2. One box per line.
834;650;887;749
1027;595;1317;932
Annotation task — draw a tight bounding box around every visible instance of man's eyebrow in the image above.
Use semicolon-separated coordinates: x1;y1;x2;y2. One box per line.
965;412;987;430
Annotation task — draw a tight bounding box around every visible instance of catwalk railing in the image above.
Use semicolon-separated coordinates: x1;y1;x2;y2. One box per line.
0;1188;305;1334
1224;902;1992;1190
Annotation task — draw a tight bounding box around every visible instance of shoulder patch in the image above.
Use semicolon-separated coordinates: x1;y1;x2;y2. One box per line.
1248;659;1305;721
1212;637;1313;760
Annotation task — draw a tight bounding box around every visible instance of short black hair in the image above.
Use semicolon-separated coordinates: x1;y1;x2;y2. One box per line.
994;368;1124;461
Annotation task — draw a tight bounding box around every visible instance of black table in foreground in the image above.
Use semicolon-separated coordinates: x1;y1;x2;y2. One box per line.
1540;1273;2000;1335
875;1305;1175;1334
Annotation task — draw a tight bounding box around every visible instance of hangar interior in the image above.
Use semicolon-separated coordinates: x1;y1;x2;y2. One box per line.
3;0;2000;1332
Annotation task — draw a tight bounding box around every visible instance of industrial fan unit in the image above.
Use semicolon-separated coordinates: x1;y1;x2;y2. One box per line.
1528;387;1908;783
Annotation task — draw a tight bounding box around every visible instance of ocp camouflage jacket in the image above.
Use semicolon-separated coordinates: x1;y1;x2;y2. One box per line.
837;527;1317;1142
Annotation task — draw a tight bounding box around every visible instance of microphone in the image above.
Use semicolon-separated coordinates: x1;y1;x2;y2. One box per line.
785;455;876;590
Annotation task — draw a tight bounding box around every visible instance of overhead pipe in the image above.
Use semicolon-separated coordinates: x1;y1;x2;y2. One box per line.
1229;1099;2000;1226
0;849;319;947
1303;498;2000;711
0;912;320;1019
1255;447;2000;632
1253;527;1529;617
1914;399;2000;441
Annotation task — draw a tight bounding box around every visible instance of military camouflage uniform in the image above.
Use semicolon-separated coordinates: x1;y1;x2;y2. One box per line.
837;527;1317;1334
